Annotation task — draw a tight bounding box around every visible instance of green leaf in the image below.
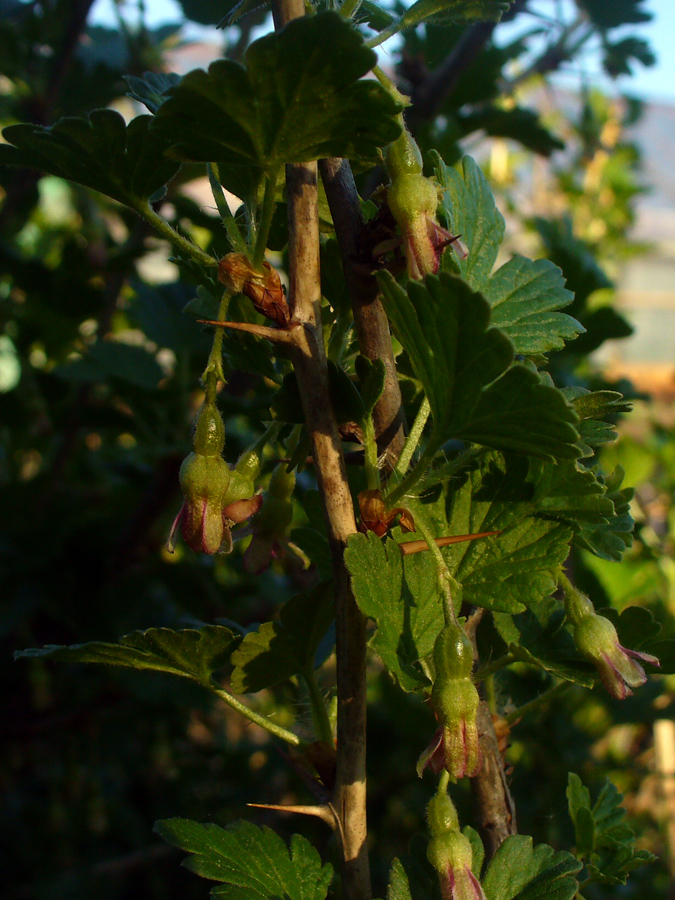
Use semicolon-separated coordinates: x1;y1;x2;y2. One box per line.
230;584;334;693
387;858;413;900
154;818;333;900
15;626;240;687
573;467;634;561
344;532;441;690
528;458;615;524
151;12;401;177
433;153;505;290
483;256;583;354
377;271;580;461
125;71;181;113
483;835;581;900
0;111;180;207
565;773;656;884
579;0;651;30
425;454;574;613
457;105;565;157
400;0;511;30
355;356;387;420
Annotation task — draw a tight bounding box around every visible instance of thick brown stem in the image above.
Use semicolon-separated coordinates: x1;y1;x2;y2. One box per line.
319;158;405;467
272;4;371;898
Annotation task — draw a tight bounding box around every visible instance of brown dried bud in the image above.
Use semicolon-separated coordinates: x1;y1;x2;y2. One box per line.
358;489;415;537
218;252;290;327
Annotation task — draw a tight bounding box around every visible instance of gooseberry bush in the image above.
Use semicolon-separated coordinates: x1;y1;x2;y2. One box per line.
3;0;671;898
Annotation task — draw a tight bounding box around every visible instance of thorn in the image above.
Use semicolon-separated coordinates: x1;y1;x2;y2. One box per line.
196;318;301;344
246;803;337;829
399;530;501;556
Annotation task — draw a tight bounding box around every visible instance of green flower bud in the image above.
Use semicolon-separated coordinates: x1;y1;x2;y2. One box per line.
426;783;486;900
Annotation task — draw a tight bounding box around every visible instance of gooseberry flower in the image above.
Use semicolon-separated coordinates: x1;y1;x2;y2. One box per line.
427;779;486;900
385;129;458;280
418;622;481;780
168;401;262;555
574;614;659;700
564;581;660;700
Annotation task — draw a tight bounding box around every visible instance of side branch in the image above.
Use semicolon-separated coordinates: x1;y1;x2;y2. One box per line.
319;158;406;467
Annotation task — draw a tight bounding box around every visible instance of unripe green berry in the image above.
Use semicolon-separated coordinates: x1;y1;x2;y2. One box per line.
428;830;473;876
433;623;475;683
193;403;225;457
427;785;460;838
388;174;438;228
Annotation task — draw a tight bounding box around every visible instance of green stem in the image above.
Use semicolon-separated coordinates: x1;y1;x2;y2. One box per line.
395;396;430;476
207;163;249;256
418;445;484;492
367;23;402;50
362;416;380;491
304;668;334;745
136;200;218;270
409;506;457;625
202;294;231;383
372;65;410;108
385;436;440;508
474;653;515;681
252;168;280;272
504;681;571;726
339;0;361;17
211;686;303;746
484;674;497;716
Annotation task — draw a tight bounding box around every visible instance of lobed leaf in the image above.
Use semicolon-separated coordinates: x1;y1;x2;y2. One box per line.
15;626;241;687
0;110;180;207
399;0;512;29
483;835;581;900
344;531;441;691
155;818;333;900
377;271;580;461
230;583;334;693
151;12;402;177
433;153;504;290
484;256;583;354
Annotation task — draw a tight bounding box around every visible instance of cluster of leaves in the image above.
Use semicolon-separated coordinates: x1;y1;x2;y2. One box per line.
0;0;668;898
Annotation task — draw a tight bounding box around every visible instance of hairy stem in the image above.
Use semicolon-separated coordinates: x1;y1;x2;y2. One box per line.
395;396;430;475
211;687;303;746
274;4;370;897
136;201;218;270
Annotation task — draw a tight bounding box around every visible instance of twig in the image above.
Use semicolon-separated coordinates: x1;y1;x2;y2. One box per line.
273;4;371;898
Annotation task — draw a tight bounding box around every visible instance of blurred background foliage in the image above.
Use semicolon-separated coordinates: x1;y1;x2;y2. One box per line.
1;0;674;898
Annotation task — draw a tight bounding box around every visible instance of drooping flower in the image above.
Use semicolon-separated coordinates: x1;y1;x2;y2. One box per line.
564;580;660;700
427;778;486;900
418;622;482;780
168;400;262;555
385;128;460;280
574;613;660;700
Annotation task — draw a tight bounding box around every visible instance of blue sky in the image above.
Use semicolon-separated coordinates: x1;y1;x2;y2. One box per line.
90;0;675;102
